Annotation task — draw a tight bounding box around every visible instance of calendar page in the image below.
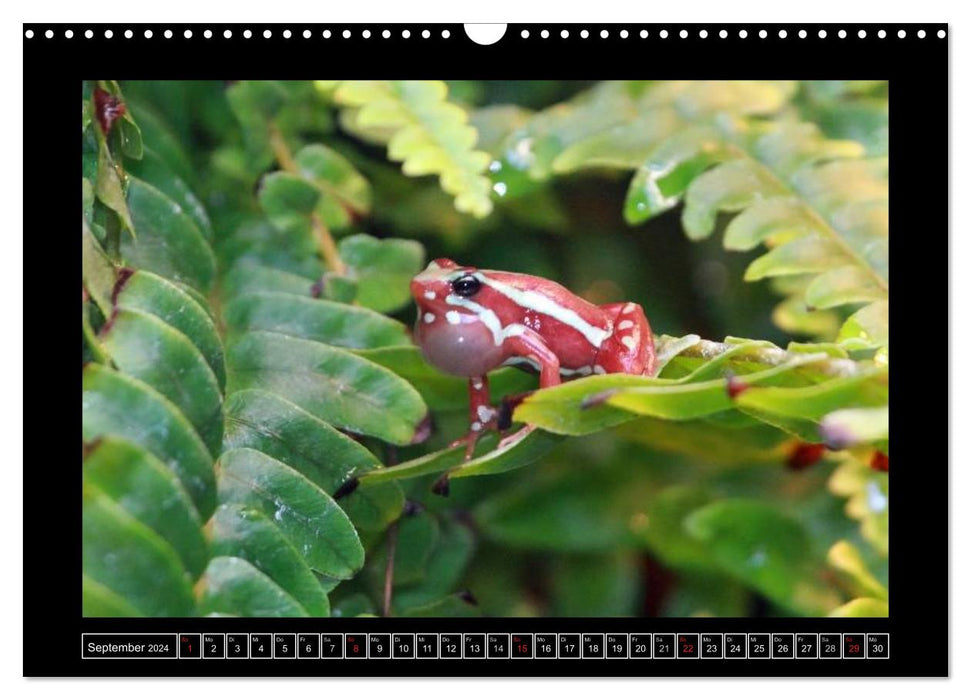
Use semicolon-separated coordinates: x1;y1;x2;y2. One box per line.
24;21;946;678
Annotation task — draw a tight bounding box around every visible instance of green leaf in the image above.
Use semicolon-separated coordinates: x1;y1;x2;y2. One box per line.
222;390;404;532
393;519;475;611
552;111;683;173
631;486;716;568
837;300;889;348
197;556;308;617
468;104;533;155
451;426;565;479
94;136;135;236
828;456;889;555
513;361;768;434
515;336;885;438
125;99;195;183
528;81;889;330
772;293;842;340
117;114;144;160
475;461;638;553
509;80;792;187
295;143;372;215
625;141;730;224
827;540;888;600
338;234;425;313
722;195;813;251
615;417;789;466
82;220;116;316
683;159;787;240
377;511;440;586
358;443;472;485
100;309;223;456
127;147;214;239
805;266;884;309
82;575;142;617
83;363;216;518
226;331;428;445
114;270;226;390
226;80;290;164
319;272;358;303
84;437;208;578
224;292;410;349
122;176;217;293
733;367;888;423
685;499;837;614
258;172;320;234
208;504;330;616
744;235;850;282
361;426;563;486
334;80;494;217
819;405;889;449
219;220;319;278
217;448;365;580
828;597;888;617
512;375;646;436
83;483;196;616
222;262;316;299
549;553;641;616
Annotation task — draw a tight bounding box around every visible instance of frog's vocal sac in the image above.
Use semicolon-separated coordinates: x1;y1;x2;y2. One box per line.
410;258;656;457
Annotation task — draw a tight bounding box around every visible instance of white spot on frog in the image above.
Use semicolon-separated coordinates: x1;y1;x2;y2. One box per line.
622;303;636;314
472;380;483;390
618;320;634;331
621;336;636;350
477;405;496;423
424;290;436;300
446;310;462;325
423;312;436;324
471;421;482;432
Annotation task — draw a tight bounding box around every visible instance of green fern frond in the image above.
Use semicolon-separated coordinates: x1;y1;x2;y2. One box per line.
679;123;887;346
496;81;887;347
331;80;494;218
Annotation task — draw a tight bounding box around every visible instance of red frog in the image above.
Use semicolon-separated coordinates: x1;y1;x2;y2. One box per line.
410;258;657;458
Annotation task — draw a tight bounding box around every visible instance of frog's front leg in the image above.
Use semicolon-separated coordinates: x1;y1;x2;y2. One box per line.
448;375;499;459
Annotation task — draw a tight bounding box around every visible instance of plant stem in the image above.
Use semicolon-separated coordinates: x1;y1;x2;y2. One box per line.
383;520;399;617
267;122;346;275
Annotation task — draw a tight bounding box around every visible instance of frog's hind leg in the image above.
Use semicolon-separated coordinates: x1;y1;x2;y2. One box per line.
435;376;499;496
595;302;657;377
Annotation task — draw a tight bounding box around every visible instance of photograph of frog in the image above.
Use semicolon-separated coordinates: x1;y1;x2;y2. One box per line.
82;80;888;618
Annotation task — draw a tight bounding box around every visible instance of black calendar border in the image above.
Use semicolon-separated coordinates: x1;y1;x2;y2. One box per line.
25;22;948;678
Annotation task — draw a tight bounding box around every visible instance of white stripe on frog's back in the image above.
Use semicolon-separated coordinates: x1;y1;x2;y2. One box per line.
470;273;610;348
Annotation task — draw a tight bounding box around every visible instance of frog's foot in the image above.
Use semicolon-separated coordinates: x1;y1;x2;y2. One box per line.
447;420;496;460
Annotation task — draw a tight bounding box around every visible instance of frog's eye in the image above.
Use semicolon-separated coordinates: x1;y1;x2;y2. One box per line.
451;275;481;297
